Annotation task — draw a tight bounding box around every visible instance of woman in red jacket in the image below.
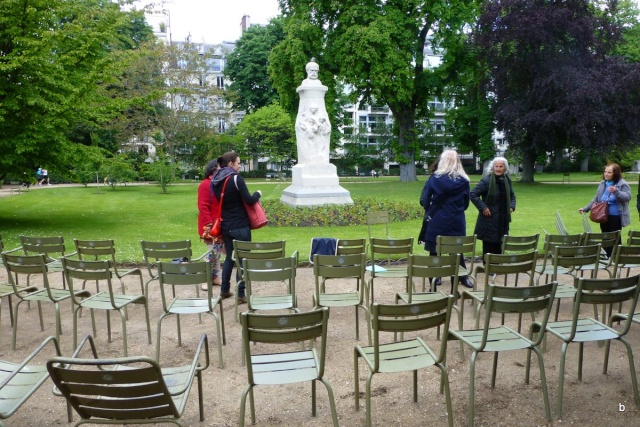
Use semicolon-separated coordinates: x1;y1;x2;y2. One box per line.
197;160;223;288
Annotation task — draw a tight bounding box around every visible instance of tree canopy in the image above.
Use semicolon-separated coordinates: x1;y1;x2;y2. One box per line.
272;0;478;181
224;18;284;113
0;0;153;180
476;0;640;181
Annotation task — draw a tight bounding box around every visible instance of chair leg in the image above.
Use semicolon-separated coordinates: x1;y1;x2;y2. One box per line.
239;384;252;427
437;363;454;427
532;346;552;421
119;309;128;357
354;305;359;340
144;301;152;345
365;372;374;427
176;313;182;347
155;313;169;361
578;342;584;381
311;379;316;417
468;351;478;427
106;310;112;342
621;338;640;406
354;351;361;411
557;342;570;418
413;369;418;402
319;378;340;427
197;370;205;421
211;312;225;369
491;352;499;388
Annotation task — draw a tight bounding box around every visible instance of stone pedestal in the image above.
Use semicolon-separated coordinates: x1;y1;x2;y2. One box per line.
280;164;353;207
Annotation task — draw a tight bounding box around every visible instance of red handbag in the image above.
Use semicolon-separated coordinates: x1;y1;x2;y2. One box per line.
243;200;269;230
589;201;609;223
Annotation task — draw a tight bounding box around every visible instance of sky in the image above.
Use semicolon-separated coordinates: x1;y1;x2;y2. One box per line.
140;0;281;45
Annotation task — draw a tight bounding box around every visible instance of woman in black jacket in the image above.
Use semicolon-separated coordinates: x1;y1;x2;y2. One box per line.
470;157;516;260
211;152;261;303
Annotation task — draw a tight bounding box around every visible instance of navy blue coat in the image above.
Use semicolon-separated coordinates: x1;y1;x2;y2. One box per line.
420;174;470;252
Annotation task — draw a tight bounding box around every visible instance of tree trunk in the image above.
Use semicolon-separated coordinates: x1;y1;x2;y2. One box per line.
394;110;418;182
580;156;589;172
520;148;537;183
553;148;563;172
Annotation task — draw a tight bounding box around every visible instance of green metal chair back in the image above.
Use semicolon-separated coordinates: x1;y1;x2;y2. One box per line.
47;334;209;426
501;233;540;254
239;308;338;427
405;253;460;297
336;238;367;255
436;235;477;280
612;244;640;278
140;240;197;295
368;237;413;305
156;261;226;368
627;229;640;245
366;211;390;239
244;253;298;312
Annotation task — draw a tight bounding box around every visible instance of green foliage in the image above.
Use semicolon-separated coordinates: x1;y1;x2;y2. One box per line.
234;104;295;170
263;198;422;227
224;18;284;112
100;155;138;190
148;153;176;194
0;0;153;180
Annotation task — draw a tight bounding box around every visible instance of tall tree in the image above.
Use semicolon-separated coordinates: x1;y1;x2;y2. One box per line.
224;18;285;113
476;0;640;182
272;0;478;181
234;103;295;171
0;0;150;180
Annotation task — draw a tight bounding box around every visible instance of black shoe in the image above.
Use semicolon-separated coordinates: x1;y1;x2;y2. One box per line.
220;291;234;300
237;295;247;304
433;278;442;287
460;277;474;289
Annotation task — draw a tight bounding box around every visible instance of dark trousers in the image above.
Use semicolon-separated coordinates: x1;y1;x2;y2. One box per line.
599;215;622;258
221;226;251;295
481;240;503;263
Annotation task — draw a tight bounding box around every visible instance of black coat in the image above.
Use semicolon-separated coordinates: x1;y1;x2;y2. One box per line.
470;174;516;243
420;174;470;252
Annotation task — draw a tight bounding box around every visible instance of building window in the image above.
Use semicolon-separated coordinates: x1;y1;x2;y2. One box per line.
218;118;226;132
209;58;223;72
216;77;224;89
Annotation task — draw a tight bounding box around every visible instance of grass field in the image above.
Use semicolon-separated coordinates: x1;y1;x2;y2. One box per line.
1;172;638;262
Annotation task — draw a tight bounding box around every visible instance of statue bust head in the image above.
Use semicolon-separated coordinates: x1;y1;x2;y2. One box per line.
305;58;319;80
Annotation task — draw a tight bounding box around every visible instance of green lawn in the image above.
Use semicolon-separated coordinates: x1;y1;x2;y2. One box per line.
1;174;638;263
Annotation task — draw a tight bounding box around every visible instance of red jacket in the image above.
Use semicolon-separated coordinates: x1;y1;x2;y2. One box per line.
197;177;220;238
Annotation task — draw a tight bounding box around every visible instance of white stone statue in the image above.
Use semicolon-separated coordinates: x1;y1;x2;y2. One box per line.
281;58;352;207
295;58;331;164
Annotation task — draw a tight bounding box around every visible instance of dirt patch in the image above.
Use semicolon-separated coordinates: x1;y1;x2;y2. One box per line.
1;264;638;426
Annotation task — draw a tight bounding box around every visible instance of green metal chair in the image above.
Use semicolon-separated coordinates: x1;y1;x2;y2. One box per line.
611;244;640;278
534;233;583;285
156;261;226;368
354;296;455;427
233;240;287;321
2;253;91;350
0;336;61;427
436;235;477;287
501;233;540;254
239;308;339;427
366;211;390;240
547;244;602;321
243;253;299;315
580;230;620;276
74;239;145;294
538;275;640;418
140;240;208;297
47;334;209;427
367;237;414;306
62;257;152;356
19;235;74;289
627;229;640;245
460;251;538;330
0;237;38;328
449;282;557;426
313;253;371;343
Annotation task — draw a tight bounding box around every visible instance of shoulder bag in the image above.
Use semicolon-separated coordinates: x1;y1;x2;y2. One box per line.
234;176;269;230
589;201;609;223
418;193;450;244
206;176;230;239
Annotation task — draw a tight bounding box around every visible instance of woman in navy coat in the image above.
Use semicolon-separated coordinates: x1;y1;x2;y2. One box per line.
420;150;473;288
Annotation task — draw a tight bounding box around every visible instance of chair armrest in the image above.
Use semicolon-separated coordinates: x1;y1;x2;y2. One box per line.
70;335;101;359
3;246;23;254
167;334;210;397
0;336;61;389
291;250;300;265
193;250;210;262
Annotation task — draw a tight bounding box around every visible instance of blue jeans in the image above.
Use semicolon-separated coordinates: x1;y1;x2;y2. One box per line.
221;226;251;296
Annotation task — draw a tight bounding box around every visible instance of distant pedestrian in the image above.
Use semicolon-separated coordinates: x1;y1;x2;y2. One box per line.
36;168;42;185
41;169;50;185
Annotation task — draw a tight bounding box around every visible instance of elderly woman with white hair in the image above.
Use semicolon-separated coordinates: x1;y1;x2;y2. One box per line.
470;156;516;259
